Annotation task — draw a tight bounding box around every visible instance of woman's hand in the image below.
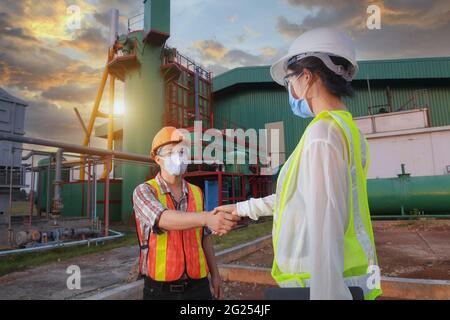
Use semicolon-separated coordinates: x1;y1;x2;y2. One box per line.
213;204;238;216
211;274;224;300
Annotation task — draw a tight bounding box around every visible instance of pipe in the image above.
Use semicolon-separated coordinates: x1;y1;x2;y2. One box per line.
0;133;152;164
109;8;119;47
28;154;35;225
104;156;111;236
368;172;450;215
87;159;91;218
46;156;51;218
0;229;124;256
51;148;63;217
22;150;54;161
195;66;199;121
101;75;115;180
8;146;14;244
93;164;98;222
80;63;110;181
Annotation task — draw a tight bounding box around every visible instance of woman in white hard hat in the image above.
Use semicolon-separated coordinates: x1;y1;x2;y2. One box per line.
215;28;382;300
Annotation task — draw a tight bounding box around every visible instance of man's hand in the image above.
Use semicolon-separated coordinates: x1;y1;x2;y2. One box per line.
210;204;239;236
205;210;240;235
210;274;224;299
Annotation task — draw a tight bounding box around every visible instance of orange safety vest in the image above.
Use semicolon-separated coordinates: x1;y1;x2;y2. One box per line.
135;179;209;282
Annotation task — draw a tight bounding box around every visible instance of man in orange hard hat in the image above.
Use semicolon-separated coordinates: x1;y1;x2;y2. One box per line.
133;126;240;300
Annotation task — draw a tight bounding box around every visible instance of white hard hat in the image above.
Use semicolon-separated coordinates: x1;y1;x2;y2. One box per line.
270;27;358;86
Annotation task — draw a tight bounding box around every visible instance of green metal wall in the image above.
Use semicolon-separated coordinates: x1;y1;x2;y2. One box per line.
213;83;450;157
214;86;308;157
343;83;450;127
60;181;122;222
36;158;69;215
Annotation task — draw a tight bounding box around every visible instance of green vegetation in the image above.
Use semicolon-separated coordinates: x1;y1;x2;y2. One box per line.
10;201;39;216
0;219;273;277
213;219;273;252
0;232;137;277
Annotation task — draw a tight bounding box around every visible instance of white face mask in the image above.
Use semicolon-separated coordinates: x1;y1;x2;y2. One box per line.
161;153;188;176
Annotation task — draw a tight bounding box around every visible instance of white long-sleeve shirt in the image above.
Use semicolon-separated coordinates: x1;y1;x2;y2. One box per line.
237;117;353;300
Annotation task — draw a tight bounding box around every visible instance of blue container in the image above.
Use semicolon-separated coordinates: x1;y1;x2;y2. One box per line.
204;180;218;211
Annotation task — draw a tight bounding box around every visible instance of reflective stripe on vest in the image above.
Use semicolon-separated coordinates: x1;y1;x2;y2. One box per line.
138;179;208;281
271;110;382;300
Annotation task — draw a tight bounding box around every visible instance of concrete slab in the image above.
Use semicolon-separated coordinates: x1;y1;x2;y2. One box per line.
218;264;450;300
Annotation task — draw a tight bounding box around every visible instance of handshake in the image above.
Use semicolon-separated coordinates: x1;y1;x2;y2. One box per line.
204;204;241;236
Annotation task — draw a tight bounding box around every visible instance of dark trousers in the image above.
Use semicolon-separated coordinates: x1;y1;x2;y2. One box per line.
143;276;213;300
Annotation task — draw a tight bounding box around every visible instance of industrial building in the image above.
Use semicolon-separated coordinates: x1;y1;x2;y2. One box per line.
213;58;450;177
0;0;450;302
0;0;449;288
90;57;450;220
0;88;28;246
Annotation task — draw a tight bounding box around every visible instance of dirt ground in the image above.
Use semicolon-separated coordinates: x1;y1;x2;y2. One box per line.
222;281;275;300
1;219;449;299
229;220;450;281
0;246;139;300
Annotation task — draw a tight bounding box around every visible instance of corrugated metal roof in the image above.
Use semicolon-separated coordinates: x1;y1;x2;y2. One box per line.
213;57;450;93
0;87;28;106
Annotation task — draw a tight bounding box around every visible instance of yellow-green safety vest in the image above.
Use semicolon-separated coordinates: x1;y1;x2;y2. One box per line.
271;110;382;300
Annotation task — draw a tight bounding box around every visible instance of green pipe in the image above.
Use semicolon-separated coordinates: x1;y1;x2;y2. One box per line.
368;171;450;216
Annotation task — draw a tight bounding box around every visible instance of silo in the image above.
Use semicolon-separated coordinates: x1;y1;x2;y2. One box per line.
109;0;171;221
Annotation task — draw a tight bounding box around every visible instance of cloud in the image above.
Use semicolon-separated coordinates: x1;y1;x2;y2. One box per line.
0;0;111;146
194;40;229;61
59;27;109;58
260;47;279;58
24;98;106;149
276;0;450;59
41;84;98;104
90;0;142;15
0;39;100;91
93;9;129;35
0;12;39;43
227;15;238;23
191;39;282;75
276;16;306;40
93;10;112;27
236;25;262;43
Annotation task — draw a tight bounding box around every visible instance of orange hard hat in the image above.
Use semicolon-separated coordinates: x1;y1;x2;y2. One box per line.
151;126;185;159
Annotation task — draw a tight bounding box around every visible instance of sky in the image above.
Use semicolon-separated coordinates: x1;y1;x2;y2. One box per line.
1;0;450;153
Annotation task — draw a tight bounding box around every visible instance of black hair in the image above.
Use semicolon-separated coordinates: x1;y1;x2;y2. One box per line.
289;56;354;98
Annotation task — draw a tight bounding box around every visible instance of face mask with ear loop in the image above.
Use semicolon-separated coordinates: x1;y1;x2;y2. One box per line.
287;73;315;119
159;152;188;176
286;52;355;119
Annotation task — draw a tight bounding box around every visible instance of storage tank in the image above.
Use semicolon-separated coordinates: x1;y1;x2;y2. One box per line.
109;0;171;221
368;165;450;216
